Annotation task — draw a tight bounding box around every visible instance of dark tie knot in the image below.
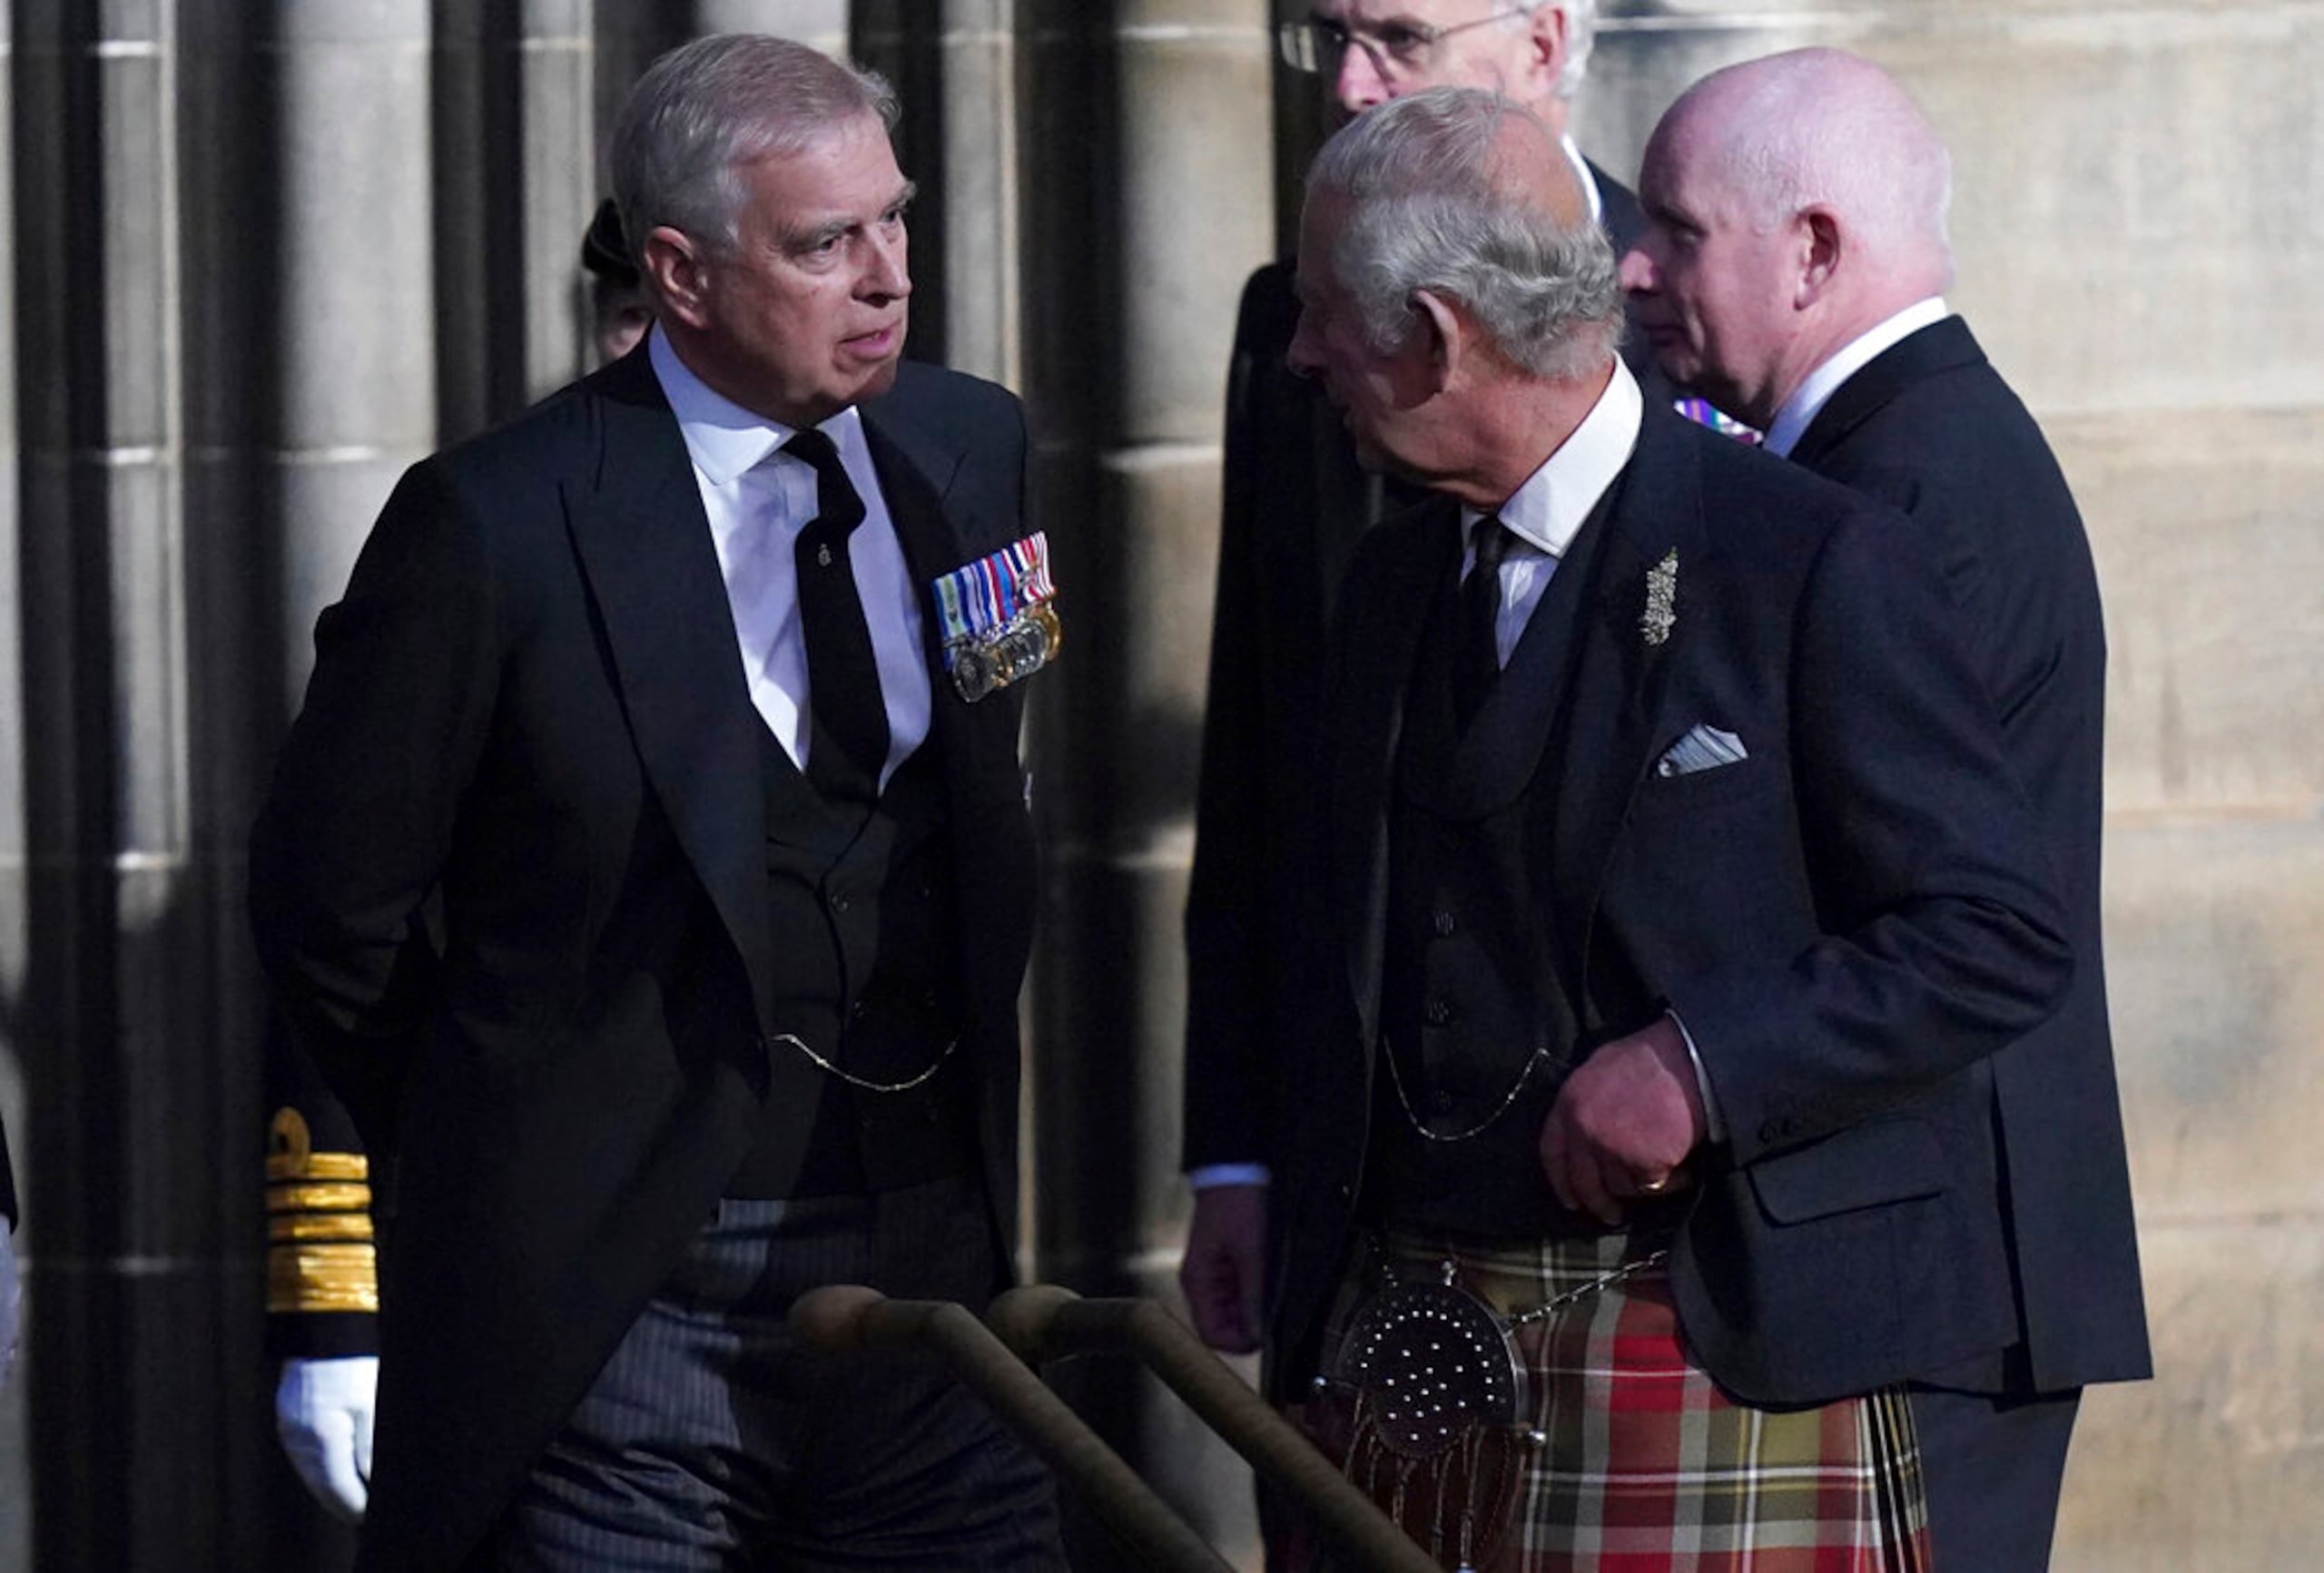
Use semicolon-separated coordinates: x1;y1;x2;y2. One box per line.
784;428;867;536
1454;516;1511;734
1471;516;1513;575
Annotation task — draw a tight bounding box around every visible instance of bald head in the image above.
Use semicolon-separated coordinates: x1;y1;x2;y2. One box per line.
1667;48;1952;285
1620;48;1954;425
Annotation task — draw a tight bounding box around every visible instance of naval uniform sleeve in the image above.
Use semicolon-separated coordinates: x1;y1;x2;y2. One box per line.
249;458;501;1160
263;1014;379;1358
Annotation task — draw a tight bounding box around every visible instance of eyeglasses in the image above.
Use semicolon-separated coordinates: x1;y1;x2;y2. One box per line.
1275;7;1533;80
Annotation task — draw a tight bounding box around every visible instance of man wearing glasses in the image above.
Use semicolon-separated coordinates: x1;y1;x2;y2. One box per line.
1181;2;1658;1360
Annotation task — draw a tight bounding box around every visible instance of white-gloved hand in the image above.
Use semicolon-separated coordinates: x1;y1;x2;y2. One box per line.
276;1354;378;1522
0;1224;20;1391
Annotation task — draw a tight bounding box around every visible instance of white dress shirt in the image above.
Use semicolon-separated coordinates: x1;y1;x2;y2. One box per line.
1461;356;1644;664
1466;356;1725;1145
648;326;931;788
1762;296;1950;458
1562;135;1605;229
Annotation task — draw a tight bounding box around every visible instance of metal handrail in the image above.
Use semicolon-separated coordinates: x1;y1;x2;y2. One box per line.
790;1285;1236;1573
988;1288;1442;1573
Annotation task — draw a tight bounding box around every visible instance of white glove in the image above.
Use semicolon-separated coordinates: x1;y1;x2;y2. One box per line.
276;1354;378;1521
0;1224;20;1391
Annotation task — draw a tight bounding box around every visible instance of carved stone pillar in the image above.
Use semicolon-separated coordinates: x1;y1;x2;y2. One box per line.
1016;0;1274;1560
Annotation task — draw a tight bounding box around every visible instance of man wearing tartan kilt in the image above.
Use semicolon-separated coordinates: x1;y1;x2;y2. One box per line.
1189;87;2073;1571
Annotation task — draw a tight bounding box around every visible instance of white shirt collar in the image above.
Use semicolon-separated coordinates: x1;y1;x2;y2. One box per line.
1763;297;1949;458
1465;356;1643;559
646;323;868;484
1561;135;1604;227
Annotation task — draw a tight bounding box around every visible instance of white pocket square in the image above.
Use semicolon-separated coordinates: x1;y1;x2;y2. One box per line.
1656;723;1748;778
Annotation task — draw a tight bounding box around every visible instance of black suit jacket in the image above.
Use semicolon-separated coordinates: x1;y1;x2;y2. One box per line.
1269;400;2074;1408
250;349;1039;1571
1182;161;1656;1172
1787;315;2149;1392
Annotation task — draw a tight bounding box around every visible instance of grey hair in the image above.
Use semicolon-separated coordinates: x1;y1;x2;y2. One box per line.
1494;0;1598;100
610;34;899;265
1308;87;1622;380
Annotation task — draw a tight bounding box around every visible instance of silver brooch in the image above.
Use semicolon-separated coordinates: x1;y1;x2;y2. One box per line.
1640;549;1678;647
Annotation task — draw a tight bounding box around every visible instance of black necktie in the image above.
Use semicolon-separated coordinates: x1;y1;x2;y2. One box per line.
785;429;888;805
1453;516;1512;733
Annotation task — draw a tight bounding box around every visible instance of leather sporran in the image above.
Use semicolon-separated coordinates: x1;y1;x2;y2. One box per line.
1331;1269;1527;1572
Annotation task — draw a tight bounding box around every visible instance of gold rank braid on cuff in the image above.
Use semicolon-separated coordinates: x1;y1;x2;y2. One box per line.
267;1244;379;1316
265;1151;367;1183
269;1213;376;1243
267;1181;373;1214
265;1107;379;1314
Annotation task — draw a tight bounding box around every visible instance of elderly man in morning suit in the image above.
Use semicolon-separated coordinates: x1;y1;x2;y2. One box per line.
1229;86;2075;1569
251;34;1064;1570
1181;0;1669;1369
1619;48;2150;1570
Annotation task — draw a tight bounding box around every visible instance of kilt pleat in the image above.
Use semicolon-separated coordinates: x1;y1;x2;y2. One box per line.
1294;1230;1933;1573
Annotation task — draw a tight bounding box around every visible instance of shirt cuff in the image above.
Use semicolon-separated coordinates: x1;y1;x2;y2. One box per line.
1666;1008;1726;1145
1187;1163;1271;1190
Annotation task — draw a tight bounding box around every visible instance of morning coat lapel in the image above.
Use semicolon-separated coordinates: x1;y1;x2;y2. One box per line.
859;391;1038;1002
859;395;986;785
1333;498;1460;1050
1545;403;1708;978
562;349;775;1028
1787;315;1983;468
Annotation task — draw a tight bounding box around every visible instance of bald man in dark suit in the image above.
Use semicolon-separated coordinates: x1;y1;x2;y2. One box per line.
1622;48;2149;1571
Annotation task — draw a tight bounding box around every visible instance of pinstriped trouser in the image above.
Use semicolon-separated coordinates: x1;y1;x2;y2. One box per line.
476;1175;1065;1571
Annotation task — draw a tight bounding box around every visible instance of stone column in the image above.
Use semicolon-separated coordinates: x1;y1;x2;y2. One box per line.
1016;1;1274;1561
434;0;600;437
231;4;439;1563
510;2;599;403
851;0;1019;385
694;0;847;55
6;0;271;1563
3;0;438;1566
0;0;25;1559
924;0;1019;388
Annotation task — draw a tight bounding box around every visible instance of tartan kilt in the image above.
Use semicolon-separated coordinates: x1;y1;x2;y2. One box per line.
1284;1228;1931;1573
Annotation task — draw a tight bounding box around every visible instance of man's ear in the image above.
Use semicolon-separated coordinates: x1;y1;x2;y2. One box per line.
640;225;712;329
1408;288;1464;396
1795;208;1842;309
1522;5;1571;100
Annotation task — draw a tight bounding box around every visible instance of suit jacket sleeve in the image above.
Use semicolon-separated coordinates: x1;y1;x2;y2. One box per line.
1825;457;2095;803
1180;272;1295;1172
1663;505;2074;1165
249;458;504;1160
